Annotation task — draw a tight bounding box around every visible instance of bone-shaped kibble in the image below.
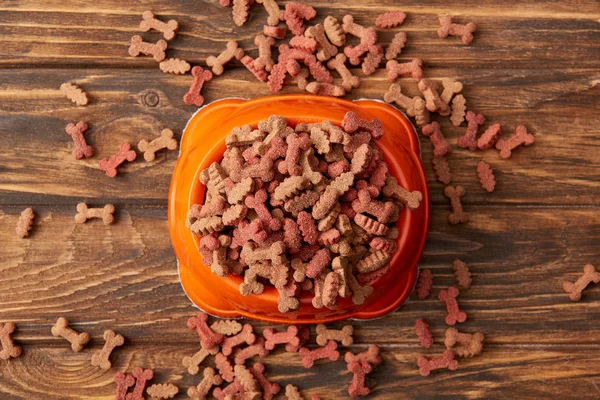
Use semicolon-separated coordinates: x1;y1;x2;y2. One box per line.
347;360;372;398
418;79;450;115
477;161;496;193
233;338;269;365
386;59;424;82
16;207;35;238
115;372;135;400
187;367;223;399
182;344;219;375
305;82;346;97
385;32;407;60
138;128;178;162
563;264;600;301
227;125;265;149
263;326;300;350
51;317;91;352
284;2;316;35
139;10;179;40
221;324;256;356
183;66;213;107
341;15;368;38
382;175;422;211
60;82;88;106
383;83;421;117
444;328;484;357
343;30;378;66
65;121;94;160
99;142;137;178
91;330;124;370
285;384;304;400
312;172;354;219
415;318;433;348
305;248;331;279
316;324;353;346
495;125;535;159
212;379;245;400
215;352;235;382
128;35;167;62
417;349;458;376
477;123;502;150
187;313;224;350
342;111;384;140
159;58;190;74
250;362;281;400
451;94;467;126
146;383;179;400
278;133;312;176
348;268;374;305
0;322;22;360
263;25;287;39
458;111;485;151
453;259;472;289
242;55;269;82
344;344;382;367
290;35;317;52
353;189;397;224
74;203;115;225
256;0;284;26
422;121;452;157
126;367;154;400
327;54;359;92
299;340;339;368
438;15;476;45
242;241;286;267
440;78;463;104
438;286;467;325
207;40;244;76
254;34;275;72
444;185;469;225
305;23;338;62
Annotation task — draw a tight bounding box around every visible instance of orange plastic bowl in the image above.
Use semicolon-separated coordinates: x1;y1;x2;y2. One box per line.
168;94;429;324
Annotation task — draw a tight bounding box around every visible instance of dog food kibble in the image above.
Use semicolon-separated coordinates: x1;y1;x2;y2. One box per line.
444;185;469;225
99;142;137;178
386;59;424;82
417;349;458;376
16;207;35;238
323;16;346;46
563;264;600;301
347;360;372;398
452;259;472;289
496;125;535;158
75;202;115;225
207;40;245;76
186;115;421;312
444;328;484;357
415;318;434;348
263;25;287;39
146;383;179;399
0;322;22;360
182;344;219;375
60;82;88;106
51;317;91;352
128;35;167;62
299;340;339;368
91;330;125;370
477;123;502;150
416;268;433;299
477;161;496;192
65;121;94;160
115;373;135;400
183;66;213;107
126;367;154;400
432;156;452;185
375;11;407;29
458;111;485;151
188;367;223;399
422;121;452;157
250;362;281;400
438;286;468;325
315;324;354;346
211;320;244;336
139;10;179;40
437;15;476;45
159;58;191;74
450;94;467;126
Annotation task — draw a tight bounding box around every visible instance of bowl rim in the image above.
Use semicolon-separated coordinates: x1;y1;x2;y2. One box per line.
170;94;429;324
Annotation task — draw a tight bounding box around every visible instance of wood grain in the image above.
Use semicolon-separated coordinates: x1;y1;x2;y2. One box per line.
1;0;599;398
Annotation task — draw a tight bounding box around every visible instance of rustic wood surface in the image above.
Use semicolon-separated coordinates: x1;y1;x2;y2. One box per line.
1;0;599;398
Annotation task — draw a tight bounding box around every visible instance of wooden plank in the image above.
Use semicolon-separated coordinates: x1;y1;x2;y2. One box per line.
0;1;599;68
1;206;598;345
0;68;598;206
0;343;599;399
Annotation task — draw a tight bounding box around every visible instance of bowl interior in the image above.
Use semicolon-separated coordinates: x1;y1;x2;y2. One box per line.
169;95;429;324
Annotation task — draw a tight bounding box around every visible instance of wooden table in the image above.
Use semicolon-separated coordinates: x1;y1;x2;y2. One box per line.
1;1;599;398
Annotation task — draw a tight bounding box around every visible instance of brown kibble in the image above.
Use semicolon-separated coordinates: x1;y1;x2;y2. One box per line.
273;176;310;202
348;271;374;305
415;318;433;348
477;161;496;192
51;317;91;352
159;58;191;74
138;128;178;162
182;344;219;375
495;125;535;159
139;10;179;40
146;383;178;399
222;324;256;356
382;175;422;210
356;250;390;273
316;324;354;346
128;35;167;62
417;349;458;376
285;384;303;400
342;111;384;140
232;0;253;27
65;121;94;160
228;177;255;204
362;45;383;76
211;320;243;336
324;16;346;46
350;144;372;175
438;286;467;325
450;94;467;126
16;207;35;238
60;82;88;106
440;78;463;104
344;344;382;366
183;66;213;107
0;322;22;360
432;156;452;185
296;68;309;90
438;15;476;45
305;24;338;62
188;367;223;399
563;264;600;301
75;203;115;225
263;25;287;39
444;328;484;357
233;338;269;365
413;97;430;127
215;352;235;382
254;34;276;72
444;185;468;225
383;83;421;117
305;82;346;97
234;364;260;393
189;216;224;236
453;259;472;289
256;0;284;26
207;40;245;75
187;312;225;350
327;54;360;92
227;125;265;148
312;172;354;219
91;330;125;370
416;268;433;300
99;142;137;177
385;32;407;60
418;79;450;115
386;59;424;81
375;11;407;29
